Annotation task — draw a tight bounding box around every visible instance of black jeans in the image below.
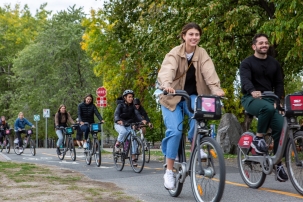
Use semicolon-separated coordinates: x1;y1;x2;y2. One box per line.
15;131;27;147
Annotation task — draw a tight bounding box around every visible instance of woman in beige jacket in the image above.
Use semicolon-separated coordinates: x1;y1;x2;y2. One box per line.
158;22;225;190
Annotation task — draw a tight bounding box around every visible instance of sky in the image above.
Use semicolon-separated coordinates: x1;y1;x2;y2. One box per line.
1;0;105;16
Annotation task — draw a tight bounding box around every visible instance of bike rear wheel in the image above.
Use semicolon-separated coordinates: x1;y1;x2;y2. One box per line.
13;144;22;155
5;139;10;153
85;141;92;165
190;137;225;202
113;139;125;171
94;140;101;167
29;139;36;156
286;133;303;195
130;136;145;173
69;139;76;161
237;145;266;189
144;141;150;163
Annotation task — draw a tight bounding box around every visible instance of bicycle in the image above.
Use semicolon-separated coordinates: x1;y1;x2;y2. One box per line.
56;125;77;161
237;91;303;195
136;123;152;163
83;122;102;167
14;128;36;156
0;128;12;153
163;90;226;202
113;122;145;173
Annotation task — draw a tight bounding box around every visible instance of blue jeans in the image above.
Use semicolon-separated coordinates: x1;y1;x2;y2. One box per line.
56;130;64;147
161;95;196;159
114;123;137;154
80;124;90;140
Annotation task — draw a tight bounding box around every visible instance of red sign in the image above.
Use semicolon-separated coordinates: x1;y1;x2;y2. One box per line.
96;86;107;97
96;96;107;107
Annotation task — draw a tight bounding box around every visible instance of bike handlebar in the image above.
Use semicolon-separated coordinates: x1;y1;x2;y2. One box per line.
164;90;225;114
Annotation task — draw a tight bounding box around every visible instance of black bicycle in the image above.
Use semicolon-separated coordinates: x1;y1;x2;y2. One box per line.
57;125;77;161
0;128;12;153
14;128;36;156
113;122;145;173
83;122;102;167
163;90;226;202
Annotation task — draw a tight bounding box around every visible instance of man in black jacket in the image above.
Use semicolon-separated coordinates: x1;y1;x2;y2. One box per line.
240;33;287;182
133;98;153;135
78;94;104;148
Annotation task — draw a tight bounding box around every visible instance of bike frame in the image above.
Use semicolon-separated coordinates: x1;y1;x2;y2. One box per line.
239;93;303;174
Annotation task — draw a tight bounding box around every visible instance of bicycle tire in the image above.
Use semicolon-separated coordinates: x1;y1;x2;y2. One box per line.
29;139;36;156
13;143;21;155
85;142;92;165
237;144;266;189
166;164;184;197
286;132;303;195
144;141;150;163
113;138;125;171
190;137;225;202
94;140;101;167
130;136;145;173
69;139;76;161
5;139;10;153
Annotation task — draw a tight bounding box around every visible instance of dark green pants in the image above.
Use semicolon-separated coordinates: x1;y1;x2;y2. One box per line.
241;94;283;154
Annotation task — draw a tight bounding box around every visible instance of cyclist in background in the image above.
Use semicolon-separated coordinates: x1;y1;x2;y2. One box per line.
77;94;104;149
133;98;153;137
54;104;75;155
75;118;84;149
14;112;35;153
114;90;147;165
239;33;287;182
0;116;10;146
157;22;225;190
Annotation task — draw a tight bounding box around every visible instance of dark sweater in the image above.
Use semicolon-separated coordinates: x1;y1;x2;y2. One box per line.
240;55;284;98
77;102;103;124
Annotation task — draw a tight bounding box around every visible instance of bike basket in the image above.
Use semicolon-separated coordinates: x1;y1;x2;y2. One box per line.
285;94;303;117
90;123;101;132
27;129;33;135
5;129;10;135
193;95;222;120
65;127;74;134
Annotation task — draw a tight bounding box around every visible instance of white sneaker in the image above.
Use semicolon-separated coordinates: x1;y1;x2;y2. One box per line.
164;169;175;190
83;142;87;149
19;148;23;153
200;149;208;159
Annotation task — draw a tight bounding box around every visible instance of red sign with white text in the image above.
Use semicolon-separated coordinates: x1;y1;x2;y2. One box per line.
96;86;107;97
96;96;107;107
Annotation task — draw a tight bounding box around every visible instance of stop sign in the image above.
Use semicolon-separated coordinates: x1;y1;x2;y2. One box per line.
96;86;107;97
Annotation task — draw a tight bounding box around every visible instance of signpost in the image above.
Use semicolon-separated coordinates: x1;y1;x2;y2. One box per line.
43;109;50;148
96;86;107;150
33;115;40;147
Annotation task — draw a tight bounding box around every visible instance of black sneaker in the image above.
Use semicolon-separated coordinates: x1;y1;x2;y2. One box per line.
56;147;61;155
251;136;268;154
276;164;288;182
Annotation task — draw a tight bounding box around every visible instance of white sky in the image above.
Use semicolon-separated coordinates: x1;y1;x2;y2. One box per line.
1;0;105;16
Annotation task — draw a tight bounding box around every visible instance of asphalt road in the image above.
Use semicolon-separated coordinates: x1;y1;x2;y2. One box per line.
1;148;303;202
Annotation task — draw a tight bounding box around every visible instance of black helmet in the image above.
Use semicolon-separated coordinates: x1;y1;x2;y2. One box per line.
122;89;134;97
133;98;140;105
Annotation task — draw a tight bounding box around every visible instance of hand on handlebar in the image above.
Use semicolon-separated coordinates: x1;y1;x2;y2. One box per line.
148;122;153;129
251;91;262;99
164;87;175;94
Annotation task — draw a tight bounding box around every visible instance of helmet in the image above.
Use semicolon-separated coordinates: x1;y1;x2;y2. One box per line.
133;98;140;105
122;89;134;97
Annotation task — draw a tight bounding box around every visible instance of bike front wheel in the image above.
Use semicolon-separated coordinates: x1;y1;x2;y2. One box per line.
190;137;225;202
85;142;92;165
5;139;10;154
14;144;22;155
113;139;125;171
69;139;76;161
29;139;36;156
94;140;101;167
286;132;303;195
130;136;145;173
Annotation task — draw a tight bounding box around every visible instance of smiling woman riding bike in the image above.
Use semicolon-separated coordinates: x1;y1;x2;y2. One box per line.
156;22;225;191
